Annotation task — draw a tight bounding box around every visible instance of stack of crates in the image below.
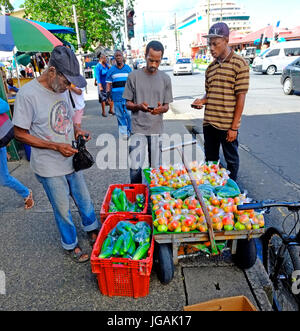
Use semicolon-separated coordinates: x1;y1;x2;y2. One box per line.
91;184;153;298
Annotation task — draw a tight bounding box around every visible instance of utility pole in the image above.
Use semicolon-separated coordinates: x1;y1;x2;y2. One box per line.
207;0;210;33
221;0;223;22
123;0;128;50
174;13;178;51
72;5;85;90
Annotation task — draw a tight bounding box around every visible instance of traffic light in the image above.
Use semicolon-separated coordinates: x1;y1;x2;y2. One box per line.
126;8;135;40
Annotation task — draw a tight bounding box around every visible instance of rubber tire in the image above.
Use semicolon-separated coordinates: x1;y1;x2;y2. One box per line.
266;65;276;75
154;243;174;285
262;227;300;306
233;239;257;269
283;77;294;95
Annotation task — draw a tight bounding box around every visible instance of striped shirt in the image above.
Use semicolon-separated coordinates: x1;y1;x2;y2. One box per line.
106;64;132;102
204;50;249;130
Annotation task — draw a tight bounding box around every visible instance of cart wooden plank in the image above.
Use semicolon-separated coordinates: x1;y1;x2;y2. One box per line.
154;228;265;265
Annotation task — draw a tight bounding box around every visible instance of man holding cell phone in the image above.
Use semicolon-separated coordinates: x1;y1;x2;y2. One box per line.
123;40;173;184
191;22;249;181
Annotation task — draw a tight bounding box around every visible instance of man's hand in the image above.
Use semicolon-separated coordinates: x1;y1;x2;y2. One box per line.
150;102;164;115
226;129;238;143
57;143;78;157
139;102;149;112
74;126;91;141
191;98;205;109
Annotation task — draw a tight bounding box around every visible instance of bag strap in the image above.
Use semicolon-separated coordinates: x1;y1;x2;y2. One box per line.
68;90;76;109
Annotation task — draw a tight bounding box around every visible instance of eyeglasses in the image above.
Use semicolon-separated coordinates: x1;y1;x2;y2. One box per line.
57;71;71;86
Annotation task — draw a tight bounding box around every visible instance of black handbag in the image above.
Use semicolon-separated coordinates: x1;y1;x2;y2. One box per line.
72;135;95;172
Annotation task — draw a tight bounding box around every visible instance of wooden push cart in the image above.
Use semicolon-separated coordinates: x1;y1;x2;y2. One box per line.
150;141;265;284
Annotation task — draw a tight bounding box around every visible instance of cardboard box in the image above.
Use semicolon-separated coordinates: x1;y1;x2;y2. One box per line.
184;296;257;311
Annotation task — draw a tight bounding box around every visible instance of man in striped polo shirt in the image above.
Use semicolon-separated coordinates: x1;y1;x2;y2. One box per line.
106;50;132;139
192;22;249;181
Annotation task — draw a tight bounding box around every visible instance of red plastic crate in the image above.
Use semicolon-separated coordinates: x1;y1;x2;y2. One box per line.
100;184;149;223
90;214;154;298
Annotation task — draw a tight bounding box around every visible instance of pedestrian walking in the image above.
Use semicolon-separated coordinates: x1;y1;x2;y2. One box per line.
191;22;249;181
106;50;132;139
12;45;100;263
95;54;114;117
0;97;34;209
68;84;85;128
123;40;173;184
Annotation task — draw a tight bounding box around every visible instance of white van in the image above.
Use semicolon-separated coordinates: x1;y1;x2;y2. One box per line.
252;41;300;75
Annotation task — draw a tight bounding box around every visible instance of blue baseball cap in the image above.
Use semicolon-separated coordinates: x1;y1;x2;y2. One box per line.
204;22;230;39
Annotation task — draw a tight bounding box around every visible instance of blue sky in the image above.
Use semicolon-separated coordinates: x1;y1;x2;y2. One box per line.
12;0;300;34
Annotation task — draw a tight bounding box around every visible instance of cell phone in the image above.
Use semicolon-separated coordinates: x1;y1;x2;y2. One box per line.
191;104;202;109
148;107;154;110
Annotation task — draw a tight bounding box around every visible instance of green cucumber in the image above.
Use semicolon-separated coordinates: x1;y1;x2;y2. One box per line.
112;234;125;255
99;246;113;258
111;188;123;211
123;231;133;253
132;242;150;260
127;240;136;255
101;236;114;252
118;190;128;211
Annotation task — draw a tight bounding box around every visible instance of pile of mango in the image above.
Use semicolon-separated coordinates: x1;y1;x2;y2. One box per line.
151;192;265;233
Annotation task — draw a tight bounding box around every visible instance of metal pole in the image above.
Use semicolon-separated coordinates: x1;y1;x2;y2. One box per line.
207;0;210;33
72;5;81;50
13;49;21;89
72;5;86;91
123;0;128;50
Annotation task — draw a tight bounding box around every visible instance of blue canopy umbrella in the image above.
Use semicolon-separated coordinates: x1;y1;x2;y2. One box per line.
28;20;76;34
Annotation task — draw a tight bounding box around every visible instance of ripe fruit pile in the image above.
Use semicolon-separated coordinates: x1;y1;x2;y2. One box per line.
150;162;230;189
151;192;265;233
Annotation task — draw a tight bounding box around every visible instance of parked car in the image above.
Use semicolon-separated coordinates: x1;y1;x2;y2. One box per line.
173;58;193;75
252;41;300;75
281;56;300;95
133;58;146;69
161;57;170;66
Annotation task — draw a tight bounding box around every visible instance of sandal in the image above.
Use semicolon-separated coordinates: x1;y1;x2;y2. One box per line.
24;190;34;210
87;229;99;247
66;246;89;263
102;113;107;117
109;111;115;116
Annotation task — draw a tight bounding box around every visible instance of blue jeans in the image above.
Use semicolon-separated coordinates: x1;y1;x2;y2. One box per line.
0;146;30;199
114;100;131;136
35;171;99;250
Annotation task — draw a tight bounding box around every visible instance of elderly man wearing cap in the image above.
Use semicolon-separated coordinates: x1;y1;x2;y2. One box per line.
192;22;249;181
12;46;100;263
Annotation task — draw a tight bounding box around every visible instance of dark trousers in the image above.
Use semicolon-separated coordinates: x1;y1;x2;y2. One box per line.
203;124;239;181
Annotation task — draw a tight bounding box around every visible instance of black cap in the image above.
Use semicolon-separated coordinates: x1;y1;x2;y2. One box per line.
204;22;230;39
49;45;87;88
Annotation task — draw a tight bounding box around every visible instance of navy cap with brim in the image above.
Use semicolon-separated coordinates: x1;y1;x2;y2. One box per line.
64;73;87;88
203;34;228;39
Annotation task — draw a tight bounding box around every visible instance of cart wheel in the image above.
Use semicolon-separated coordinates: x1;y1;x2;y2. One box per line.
154;243;174;284
233;239;257;269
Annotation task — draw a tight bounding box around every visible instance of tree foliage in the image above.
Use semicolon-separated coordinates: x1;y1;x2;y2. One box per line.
0;0;14;12
23;0;134;51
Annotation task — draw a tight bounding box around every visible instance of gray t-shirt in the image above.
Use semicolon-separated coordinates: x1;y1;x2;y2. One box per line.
13;79;75;177
123;69;173;134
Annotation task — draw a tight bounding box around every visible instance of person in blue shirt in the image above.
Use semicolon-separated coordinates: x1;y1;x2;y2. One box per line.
106;50;132;138
7;78;19;94
0;97;34;209
94;54;114;117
